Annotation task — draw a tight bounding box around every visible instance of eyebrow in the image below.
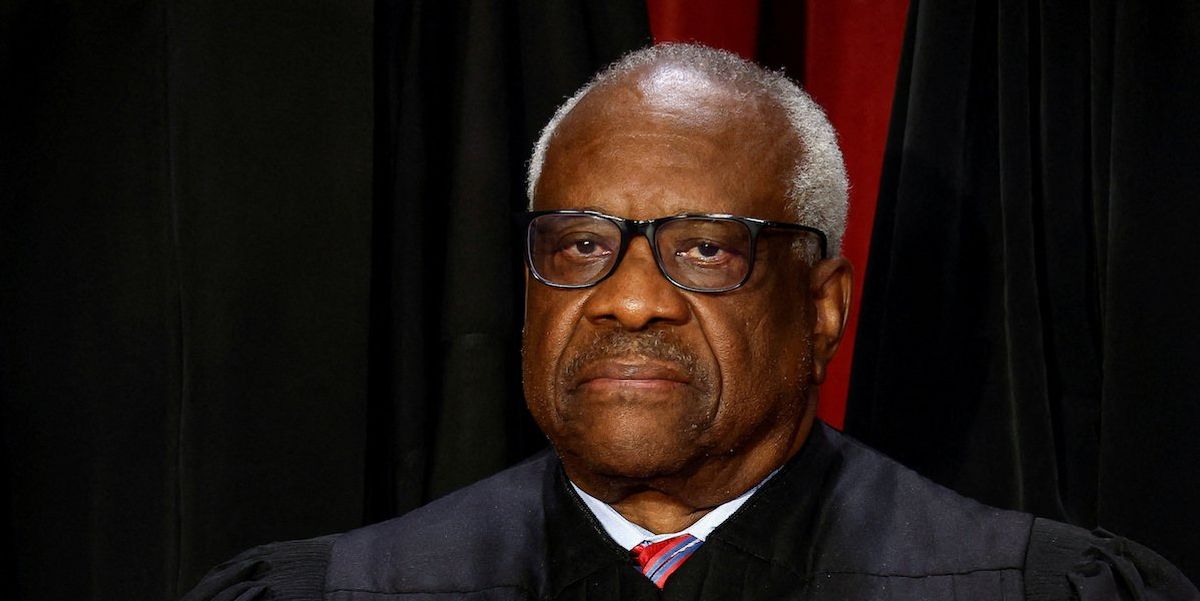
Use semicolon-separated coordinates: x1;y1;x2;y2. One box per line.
553;204;713;217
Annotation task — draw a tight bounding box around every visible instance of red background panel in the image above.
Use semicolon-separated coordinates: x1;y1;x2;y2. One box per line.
801;0;908;428
646;0;761;59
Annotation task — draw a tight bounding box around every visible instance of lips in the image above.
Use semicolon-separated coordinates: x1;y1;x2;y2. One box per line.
557;329;712;396
570;359;692;391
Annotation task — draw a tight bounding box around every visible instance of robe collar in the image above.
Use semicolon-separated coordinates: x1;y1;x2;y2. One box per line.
540;423;840;597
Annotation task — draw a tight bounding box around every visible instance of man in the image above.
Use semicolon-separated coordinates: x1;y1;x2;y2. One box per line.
185;44;1197;600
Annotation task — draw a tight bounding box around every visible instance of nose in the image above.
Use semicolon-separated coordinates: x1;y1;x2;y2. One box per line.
581;238;690;330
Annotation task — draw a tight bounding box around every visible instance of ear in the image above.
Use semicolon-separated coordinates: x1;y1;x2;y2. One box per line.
808;257;853;385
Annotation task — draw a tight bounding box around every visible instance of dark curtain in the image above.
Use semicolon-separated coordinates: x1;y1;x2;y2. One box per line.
368;0;649;522
847;0;1200;584
1;1;374;598
0;0;649;599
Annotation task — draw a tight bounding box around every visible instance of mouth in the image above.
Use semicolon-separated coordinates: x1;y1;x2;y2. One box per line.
570;359;692;392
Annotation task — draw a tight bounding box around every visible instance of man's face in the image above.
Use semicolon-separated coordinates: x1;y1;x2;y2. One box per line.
522;67;845;494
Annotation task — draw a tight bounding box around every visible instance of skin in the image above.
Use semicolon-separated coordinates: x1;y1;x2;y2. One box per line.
522;62;852;534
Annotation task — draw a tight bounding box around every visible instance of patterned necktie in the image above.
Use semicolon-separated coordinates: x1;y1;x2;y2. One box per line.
630;534;703;588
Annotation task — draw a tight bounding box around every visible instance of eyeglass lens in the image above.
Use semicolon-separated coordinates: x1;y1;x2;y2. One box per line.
528;214;753;291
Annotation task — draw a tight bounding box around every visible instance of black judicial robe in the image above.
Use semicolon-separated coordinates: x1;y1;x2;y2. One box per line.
183;424;1199;600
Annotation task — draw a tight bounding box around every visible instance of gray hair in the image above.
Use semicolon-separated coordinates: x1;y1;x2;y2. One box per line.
526;43;849;255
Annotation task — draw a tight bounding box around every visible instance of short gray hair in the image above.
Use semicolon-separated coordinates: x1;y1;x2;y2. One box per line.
526;43;849;255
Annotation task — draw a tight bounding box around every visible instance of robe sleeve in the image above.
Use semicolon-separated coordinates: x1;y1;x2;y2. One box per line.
179;536;335;601
1025;518;1199;601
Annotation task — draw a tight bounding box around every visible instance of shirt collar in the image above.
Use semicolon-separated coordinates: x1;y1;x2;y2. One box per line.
569;467;780;550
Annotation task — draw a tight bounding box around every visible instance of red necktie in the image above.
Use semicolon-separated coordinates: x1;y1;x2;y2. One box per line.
631;534;702;588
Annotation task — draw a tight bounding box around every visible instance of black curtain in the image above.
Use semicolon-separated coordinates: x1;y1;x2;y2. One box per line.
2;1;374;598
847;0;1200;584
367;0;649;522
0;0;648;599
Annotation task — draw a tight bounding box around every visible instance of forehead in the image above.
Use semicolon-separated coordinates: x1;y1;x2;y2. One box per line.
534;64;798;222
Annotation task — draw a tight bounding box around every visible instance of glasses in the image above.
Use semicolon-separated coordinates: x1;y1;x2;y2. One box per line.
519;210;828;293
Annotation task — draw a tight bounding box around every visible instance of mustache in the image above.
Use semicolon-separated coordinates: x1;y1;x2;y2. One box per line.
560;329;712;391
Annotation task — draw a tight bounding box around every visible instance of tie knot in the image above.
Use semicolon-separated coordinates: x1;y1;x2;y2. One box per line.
631;534;702;588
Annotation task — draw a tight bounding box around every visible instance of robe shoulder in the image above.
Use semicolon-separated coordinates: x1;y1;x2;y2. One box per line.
179;535;334;601
179;434;1200;600
1025;517;1200;601
805;428;1035;577
180;450;557;600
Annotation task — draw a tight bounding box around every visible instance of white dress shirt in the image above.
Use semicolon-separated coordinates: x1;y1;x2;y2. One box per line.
570;470;778;550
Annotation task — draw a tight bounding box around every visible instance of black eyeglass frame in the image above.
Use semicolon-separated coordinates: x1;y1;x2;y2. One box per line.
518;209;829;294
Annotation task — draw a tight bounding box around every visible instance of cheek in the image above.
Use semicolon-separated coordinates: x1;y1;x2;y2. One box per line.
702;291;812;416
522;285;586;403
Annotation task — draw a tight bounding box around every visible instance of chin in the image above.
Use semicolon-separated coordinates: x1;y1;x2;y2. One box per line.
574;450;695;483
527;383;719;482
553;422;707;482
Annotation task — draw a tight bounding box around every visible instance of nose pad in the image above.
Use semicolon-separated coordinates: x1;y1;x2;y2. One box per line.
582;238;690;330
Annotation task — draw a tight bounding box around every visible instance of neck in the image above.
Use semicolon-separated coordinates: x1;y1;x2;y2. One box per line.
610;490;715;534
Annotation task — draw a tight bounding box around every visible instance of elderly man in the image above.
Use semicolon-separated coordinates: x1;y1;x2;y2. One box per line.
185;44;1197;600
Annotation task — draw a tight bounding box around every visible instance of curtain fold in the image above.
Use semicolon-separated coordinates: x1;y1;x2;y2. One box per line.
847;0;1200;583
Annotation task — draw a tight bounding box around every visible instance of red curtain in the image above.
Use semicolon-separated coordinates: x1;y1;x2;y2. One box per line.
647;0;907;428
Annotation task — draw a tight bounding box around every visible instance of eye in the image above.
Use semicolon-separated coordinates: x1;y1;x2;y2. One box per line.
556;233;613;260
571;239;600;255
695;242;721;258
675;240;735;265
